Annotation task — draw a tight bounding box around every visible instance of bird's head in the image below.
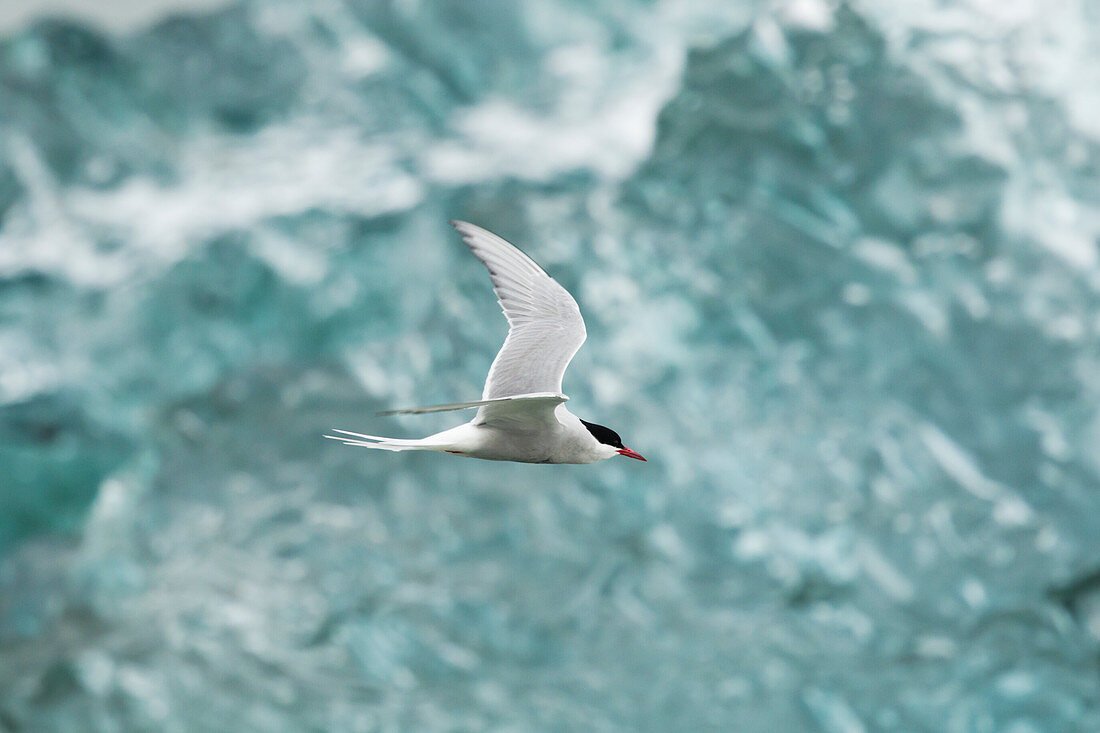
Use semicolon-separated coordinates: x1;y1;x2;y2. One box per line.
580;420;646;462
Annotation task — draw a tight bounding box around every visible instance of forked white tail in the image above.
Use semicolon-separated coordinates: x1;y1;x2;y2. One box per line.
323;429;453;452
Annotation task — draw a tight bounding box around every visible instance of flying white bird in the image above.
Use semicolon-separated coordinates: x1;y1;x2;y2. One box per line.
325;221;646;464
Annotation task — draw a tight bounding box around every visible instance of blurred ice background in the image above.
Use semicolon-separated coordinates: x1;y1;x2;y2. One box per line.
2;0;1100;730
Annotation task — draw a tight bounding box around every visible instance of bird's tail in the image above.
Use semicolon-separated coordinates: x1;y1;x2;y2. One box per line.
323;428;452;452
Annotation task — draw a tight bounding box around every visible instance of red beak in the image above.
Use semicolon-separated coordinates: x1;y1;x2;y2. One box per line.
617;447;647;462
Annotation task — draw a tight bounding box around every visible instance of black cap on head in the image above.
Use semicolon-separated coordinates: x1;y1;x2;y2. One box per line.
580;419;623;449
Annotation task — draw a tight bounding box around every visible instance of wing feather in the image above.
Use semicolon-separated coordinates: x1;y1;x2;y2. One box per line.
378;392;567;415
450;221;587;400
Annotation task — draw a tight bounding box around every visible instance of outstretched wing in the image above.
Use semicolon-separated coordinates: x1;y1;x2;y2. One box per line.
473;392;568;430
378;391;566;416
450;220;587;400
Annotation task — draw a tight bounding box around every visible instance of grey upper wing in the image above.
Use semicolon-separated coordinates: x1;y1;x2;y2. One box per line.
473;393;568;429
450;221;587;400
378;391;566;416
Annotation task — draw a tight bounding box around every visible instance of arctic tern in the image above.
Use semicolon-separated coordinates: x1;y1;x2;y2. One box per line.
325;221;646;464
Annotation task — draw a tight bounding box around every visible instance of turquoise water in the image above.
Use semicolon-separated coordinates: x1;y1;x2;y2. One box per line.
2;1;1100;730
